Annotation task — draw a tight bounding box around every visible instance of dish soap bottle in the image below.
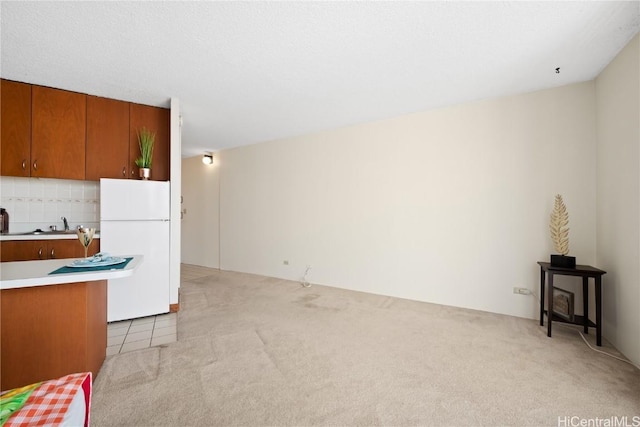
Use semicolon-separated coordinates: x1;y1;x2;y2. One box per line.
0;208;8;234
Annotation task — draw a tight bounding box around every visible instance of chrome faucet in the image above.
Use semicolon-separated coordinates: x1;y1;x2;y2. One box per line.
61;216;69;231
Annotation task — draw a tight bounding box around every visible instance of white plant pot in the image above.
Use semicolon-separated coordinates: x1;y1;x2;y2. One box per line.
139;168;151;180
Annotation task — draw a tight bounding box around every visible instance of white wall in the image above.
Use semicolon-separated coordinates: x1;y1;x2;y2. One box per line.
595;34;640;365
219;82;597;319
181;154;220;268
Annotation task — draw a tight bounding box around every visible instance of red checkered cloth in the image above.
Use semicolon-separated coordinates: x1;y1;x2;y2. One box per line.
3;372;92;427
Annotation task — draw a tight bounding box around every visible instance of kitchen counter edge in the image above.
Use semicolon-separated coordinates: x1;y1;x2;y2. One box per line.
0;255;142;290
1;233;101;241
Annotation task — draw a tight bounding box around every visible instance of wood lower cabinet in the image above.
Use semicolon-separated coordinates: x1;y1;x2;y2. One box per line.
1;79;32;177
130;103;170;181
1;279;107;390
86;95;131;180
32;85;87;180
1;240;42;262
1;238;100;262
49;239;96;259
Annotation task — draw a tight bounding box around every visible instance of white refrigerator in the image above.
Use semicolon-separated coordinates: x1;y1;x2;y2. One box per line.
100;178;171;322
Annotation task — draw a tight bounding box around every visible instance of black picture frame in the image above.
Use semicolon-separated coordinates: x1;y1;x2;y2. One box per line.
553;287;575;321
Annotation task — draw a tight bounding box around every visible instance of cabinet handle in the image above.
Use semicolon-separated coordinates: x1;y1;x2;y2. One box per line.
22;160;26;170
33;160;38;170
50;248;55;259
131;169;135;176
122;167;126;176
38;247;43;259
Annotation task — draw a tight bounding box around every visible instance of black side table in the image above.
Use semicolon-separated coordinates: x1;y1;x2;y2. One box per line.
538;262;606;346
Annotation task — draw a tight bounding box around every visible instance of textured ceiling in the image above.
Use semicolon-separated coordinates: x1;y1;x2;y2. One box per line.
1;1;638;157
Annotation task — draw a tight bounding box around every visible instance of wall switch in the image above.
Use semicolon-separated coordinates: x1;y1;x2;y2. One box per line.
513;287;531;295
283;260;289;265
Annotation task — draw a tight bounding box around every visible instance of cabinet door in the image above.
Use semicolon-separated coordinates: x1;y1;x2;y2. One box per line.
86;96;130;181
0;279;107;391
48;239;84;259
1;80;32;177
32;86;86;180
50;238;100;259
0;240;46;262
129;103;170;181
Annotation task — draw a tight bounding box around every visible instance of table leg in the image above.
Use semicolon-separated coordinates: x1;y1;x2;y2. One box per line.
547;273;554;338
540;267;546;326
582;277;589;334
596;276;602;346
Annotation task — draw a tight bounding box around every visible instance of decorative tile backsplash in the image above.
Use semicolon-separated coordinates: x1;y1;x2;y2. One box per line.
0;176;100;233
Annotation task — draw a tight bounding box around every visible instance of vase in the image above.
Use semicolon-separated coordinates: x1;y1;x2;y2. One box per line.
139;168;151;180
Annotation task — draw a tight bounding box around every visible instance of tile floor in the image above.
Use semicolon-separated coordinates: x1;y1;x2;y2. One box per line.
106;312;177;356
104;264;216;357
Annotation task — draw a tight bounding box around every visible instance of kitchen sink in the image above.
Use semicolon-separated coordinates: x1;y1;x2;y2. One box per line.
11;229;79;236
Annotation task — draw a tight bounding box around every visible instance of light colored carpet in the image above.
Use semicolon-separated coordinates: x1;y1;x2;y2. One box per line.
92;265;640;426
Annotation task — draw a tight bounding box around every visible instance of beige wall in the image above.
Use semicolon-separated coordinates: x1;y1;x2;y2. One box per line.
219;81;598;320
180;155;220;268
595;34;640;365
181;37;640;363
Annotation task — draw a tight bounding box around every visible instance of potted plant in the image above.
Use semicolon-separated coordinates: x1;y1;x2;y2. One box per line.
135;127;155;180
549;194;576;268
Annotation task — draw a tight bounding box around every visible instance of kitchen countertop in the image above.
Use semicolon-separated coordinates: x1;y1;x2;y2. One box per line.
0;255;142;290
0;232;101;241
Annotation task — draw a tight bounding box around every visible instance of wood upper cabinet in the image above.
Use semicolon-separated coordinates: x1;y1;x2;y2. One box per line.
31;85;86;180
86;96;130;180
130;103;170;181
1;79;32;177
1;80;171;182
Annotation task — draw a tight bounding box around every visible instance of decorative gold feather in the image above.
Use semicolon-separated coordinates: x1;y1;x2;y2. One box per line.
549;194;570;255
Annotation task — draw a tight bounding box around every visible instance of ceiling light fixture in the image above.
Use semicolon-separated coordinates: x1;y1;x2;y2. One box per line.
202;154;213;165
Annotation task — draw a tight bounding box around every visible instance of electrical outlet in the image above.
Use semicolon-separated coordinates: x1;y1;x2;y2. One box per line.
513;287;531;295
283;260;289;265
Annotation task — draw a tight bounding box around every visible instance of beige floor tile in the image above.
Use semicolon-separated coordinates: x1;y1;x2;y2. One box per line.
108;320;131;328
120;339;151;353
124;330;153;343
104;311;181;355
107;325;129;337
131;316;155;325
154;318;177;329
151;334;177;346
106;345;121;356
107;334;126;346
129;322;154;333
155;314;176;325
153;325;177;337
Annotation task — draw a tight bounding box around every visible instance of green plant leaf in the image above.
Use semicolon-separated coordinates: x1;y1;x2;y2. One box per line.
136;127;156;168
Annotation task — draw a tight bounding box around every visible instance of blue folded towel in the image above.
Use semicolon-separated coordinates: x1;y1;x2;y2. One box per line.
89;252;110;262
